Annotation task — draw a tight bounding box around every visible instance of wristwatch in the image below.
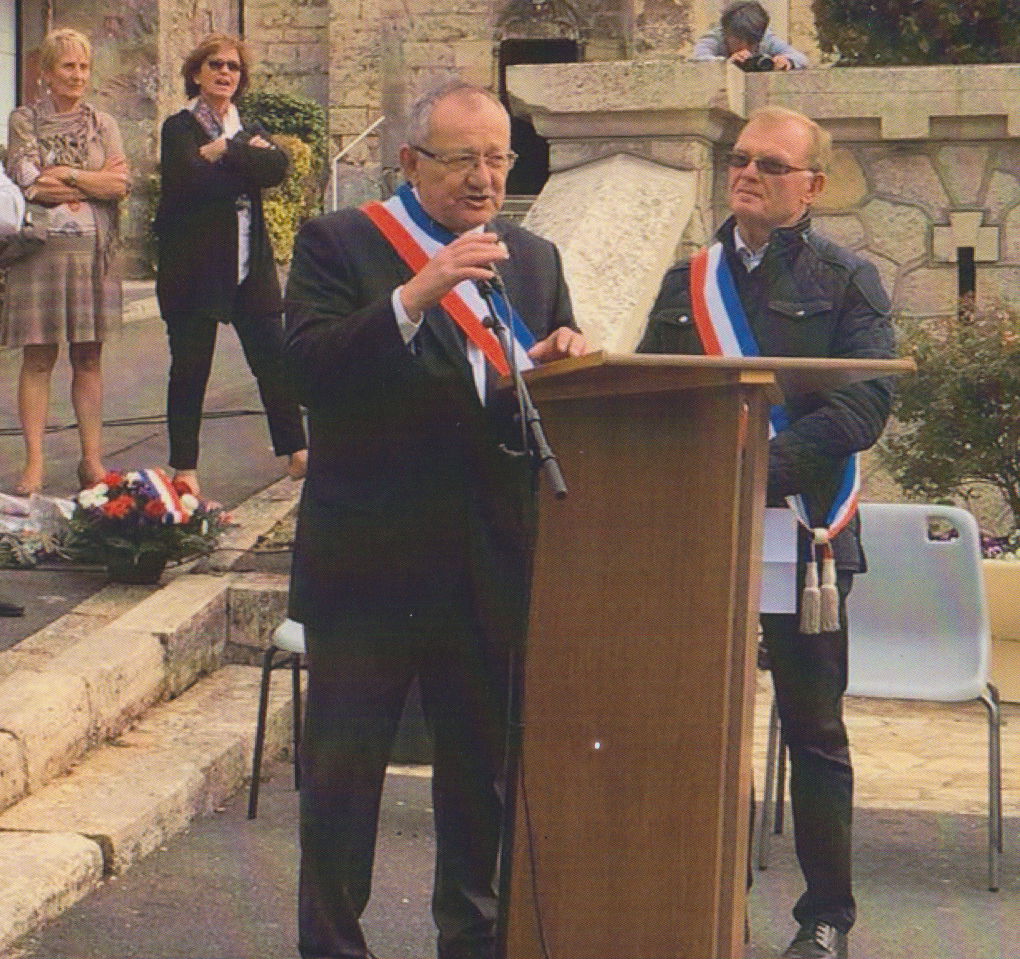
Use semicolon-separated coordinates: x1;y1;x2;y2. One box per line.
67;169;78;188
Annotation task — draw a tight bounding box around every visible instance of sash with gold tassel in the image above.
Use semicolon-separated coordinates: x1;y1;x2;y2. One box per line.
689;242;859;634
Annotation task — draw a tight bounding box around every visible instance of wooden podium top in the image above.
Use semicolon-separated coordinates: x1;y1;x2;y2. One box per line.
515;351;915;402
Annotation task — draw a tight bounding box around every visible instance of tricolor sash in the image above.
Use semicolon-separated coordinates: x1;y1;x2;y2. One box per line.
690;241;861;633
362;183;535;379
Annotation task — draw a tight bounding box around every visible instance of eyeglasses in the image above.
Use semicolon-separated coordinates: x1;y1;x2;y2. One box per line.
413;145;518;174
206;58;242;73
726;150;816;176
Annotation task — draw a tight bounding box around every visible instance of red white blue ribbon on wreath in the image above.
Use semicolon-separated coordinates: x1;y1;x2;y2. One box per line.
136;468;191;524
362;183;534;379
689;241;859;632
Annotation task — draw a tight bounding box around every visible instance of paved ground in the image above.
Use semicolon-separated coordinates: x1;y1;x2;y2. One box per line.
7;674;1018;959
0;283;304;651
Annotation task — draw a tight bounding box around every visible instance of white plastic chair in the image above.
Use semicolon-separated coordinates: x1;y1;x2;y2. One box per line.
248;617;305;819
757;503;1003;890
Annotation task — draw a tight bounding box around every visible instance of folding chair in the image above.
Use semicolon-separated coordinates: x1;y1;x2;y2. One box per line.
756;503;1003;891
248;617;305;819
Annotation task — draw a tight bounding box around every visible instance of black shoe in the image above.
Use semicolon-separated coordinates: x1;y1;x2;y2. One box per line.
781;921;848;959
0;597;24;617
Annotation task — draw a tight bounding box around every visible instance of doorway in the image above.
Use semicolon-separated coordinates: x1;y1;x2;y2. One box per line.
498;38;579;195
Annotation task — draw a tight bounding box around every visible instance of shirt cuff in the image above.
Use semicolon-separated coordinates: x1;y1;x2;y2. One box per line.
392;286;422;345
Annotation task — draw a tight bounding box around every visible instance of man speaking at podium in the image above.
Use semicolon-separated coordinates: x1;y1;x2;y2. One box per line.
639;107;895;959
283;81;586;959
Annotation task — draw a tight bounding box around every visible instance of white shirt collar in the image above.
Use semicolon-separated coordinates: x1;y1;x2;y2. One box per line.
733;225;767;272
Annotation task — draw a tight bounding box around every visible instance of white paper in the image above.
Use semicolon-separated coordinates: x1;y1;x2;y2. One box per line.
760;506;798;614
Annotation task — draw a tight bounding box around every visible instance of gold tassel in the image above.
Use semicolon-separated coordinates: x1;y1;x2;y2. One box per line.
819;543;840;633
800;541;821;635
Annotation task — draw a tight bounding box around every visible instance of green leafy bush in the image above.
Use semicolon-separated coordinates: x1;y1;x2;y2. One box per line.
880;302;1020;531
812;0;1020;65
238;89;327;263
263;134;320;264
238;89;327;172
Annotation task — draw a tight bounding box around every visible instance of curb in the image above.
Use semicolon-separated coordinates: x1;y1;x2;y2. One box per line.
0;478;301;954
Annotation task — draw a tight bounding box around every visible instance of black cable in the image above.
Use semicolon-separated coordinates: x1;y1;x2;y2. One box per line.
520;764;553;959
0;408;268;438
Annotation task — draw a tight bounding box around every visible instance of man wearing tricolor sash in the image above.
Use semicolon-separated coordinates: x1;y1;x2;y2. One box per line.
283;81;586;959
639;107;895;959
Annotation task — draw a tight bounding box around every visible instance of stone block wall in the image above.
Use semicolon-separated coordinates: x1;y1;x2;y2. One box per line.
246;0;330;104
811;141;1020;318
760;65;1020;318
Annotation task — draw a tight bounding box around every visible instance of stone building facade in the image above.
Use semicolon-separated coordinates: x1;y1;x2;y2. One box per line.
4;0;817;272
7;0;1020;330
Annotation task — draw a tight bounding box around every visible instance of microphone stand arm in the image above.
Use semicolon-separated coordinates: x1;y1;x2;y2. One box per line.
478;281;568;499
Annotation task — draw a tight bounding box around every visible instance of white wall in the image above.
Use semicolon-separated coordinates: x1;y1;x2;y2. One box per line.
0;0;16;145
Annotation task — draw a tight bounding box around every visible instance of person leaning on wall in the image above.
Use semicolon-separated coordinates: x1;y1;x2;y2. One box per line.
153;32;307;498
692;0;809;71
1;27;130;496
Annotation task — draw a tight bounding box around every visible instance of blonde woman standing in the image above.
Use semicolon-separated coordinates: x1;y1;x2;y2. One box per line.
2;27;129;494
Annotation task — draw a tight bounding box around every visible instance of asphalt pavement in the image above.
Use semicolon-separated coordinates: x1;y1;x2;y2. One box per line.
7;748;1018;959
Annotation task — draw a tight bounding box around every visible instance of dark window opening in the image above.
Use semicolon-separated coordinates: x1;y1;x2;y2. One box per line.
958;246;976;311
498;39;580;195
958;246;976;297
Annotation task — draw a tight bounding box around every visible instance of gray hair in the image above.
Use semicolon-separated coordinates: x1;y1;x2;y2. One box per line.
404;80;505;147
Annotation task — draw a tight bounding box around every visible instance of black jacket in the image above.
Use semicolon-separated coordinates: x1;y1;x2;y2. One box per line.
154;108;287;321
638;215;896;571
283;208;575;638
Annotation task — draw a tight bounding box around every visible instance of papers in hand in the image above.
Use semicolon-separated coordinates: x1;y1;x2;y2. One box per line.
761;507;797;614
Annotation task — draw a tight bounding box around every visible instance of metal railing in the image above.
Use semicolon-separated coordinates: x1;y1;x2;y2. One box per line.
330;115;386;212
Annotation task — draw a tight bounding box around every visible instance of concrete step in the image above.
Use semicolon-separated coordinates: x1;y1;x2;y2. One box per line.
0;664;297;951
0;477;301;952
501;194;538;223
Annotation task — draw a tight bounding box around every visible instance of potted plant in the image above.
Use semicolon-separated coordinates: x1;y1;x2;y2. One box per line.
66;468;231;584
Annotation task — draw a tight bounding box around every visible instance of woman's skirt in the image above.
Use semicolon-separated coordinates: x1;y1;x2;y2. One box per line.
1;232;122;347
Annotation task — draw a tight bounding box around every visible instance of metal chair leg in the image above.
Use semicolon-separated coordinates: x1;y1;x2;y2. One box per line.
291;653;302;791
757;697;781;870
774;729;788;835
248;645;277;819
981;683;1003;892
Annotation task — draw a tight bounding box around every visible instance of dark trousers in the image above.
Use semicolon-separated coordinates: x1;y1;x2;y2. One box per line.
299;610;510;959
163;287;306;470
761;571;855;934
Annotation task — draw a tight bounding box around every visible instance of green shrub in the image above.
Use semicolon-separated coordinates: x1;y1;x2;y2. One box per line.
812;0;1020;65
264;134;319;264
880;302;1020;531
239;89;327;264
238;89;327;173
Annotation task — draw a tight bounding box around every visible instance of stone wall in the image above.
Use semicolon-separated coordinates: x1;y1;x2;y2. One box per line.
246;0;329;104
758;65;1020;317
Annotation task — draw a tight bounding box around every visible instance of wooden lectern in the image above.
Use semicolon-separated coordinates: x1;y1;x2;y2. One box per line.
501;353;913;959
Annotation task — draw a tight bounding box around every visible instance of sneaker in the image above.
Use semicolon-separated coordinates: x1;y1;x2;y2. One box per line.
781;921;848;958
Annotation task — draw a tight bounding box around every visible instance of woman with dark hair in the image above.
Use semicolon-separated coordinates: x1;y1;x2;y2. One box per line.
154;32;306;496
2;27;130;494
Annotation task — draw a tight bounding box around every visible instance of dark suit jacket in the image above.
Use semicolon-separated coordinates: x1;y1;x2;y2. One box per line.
154;108;287;321
283;207;575;642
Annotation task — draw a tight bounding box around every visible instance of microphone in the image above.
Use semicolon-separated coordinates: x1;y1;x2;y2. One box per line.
476;261;506;299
